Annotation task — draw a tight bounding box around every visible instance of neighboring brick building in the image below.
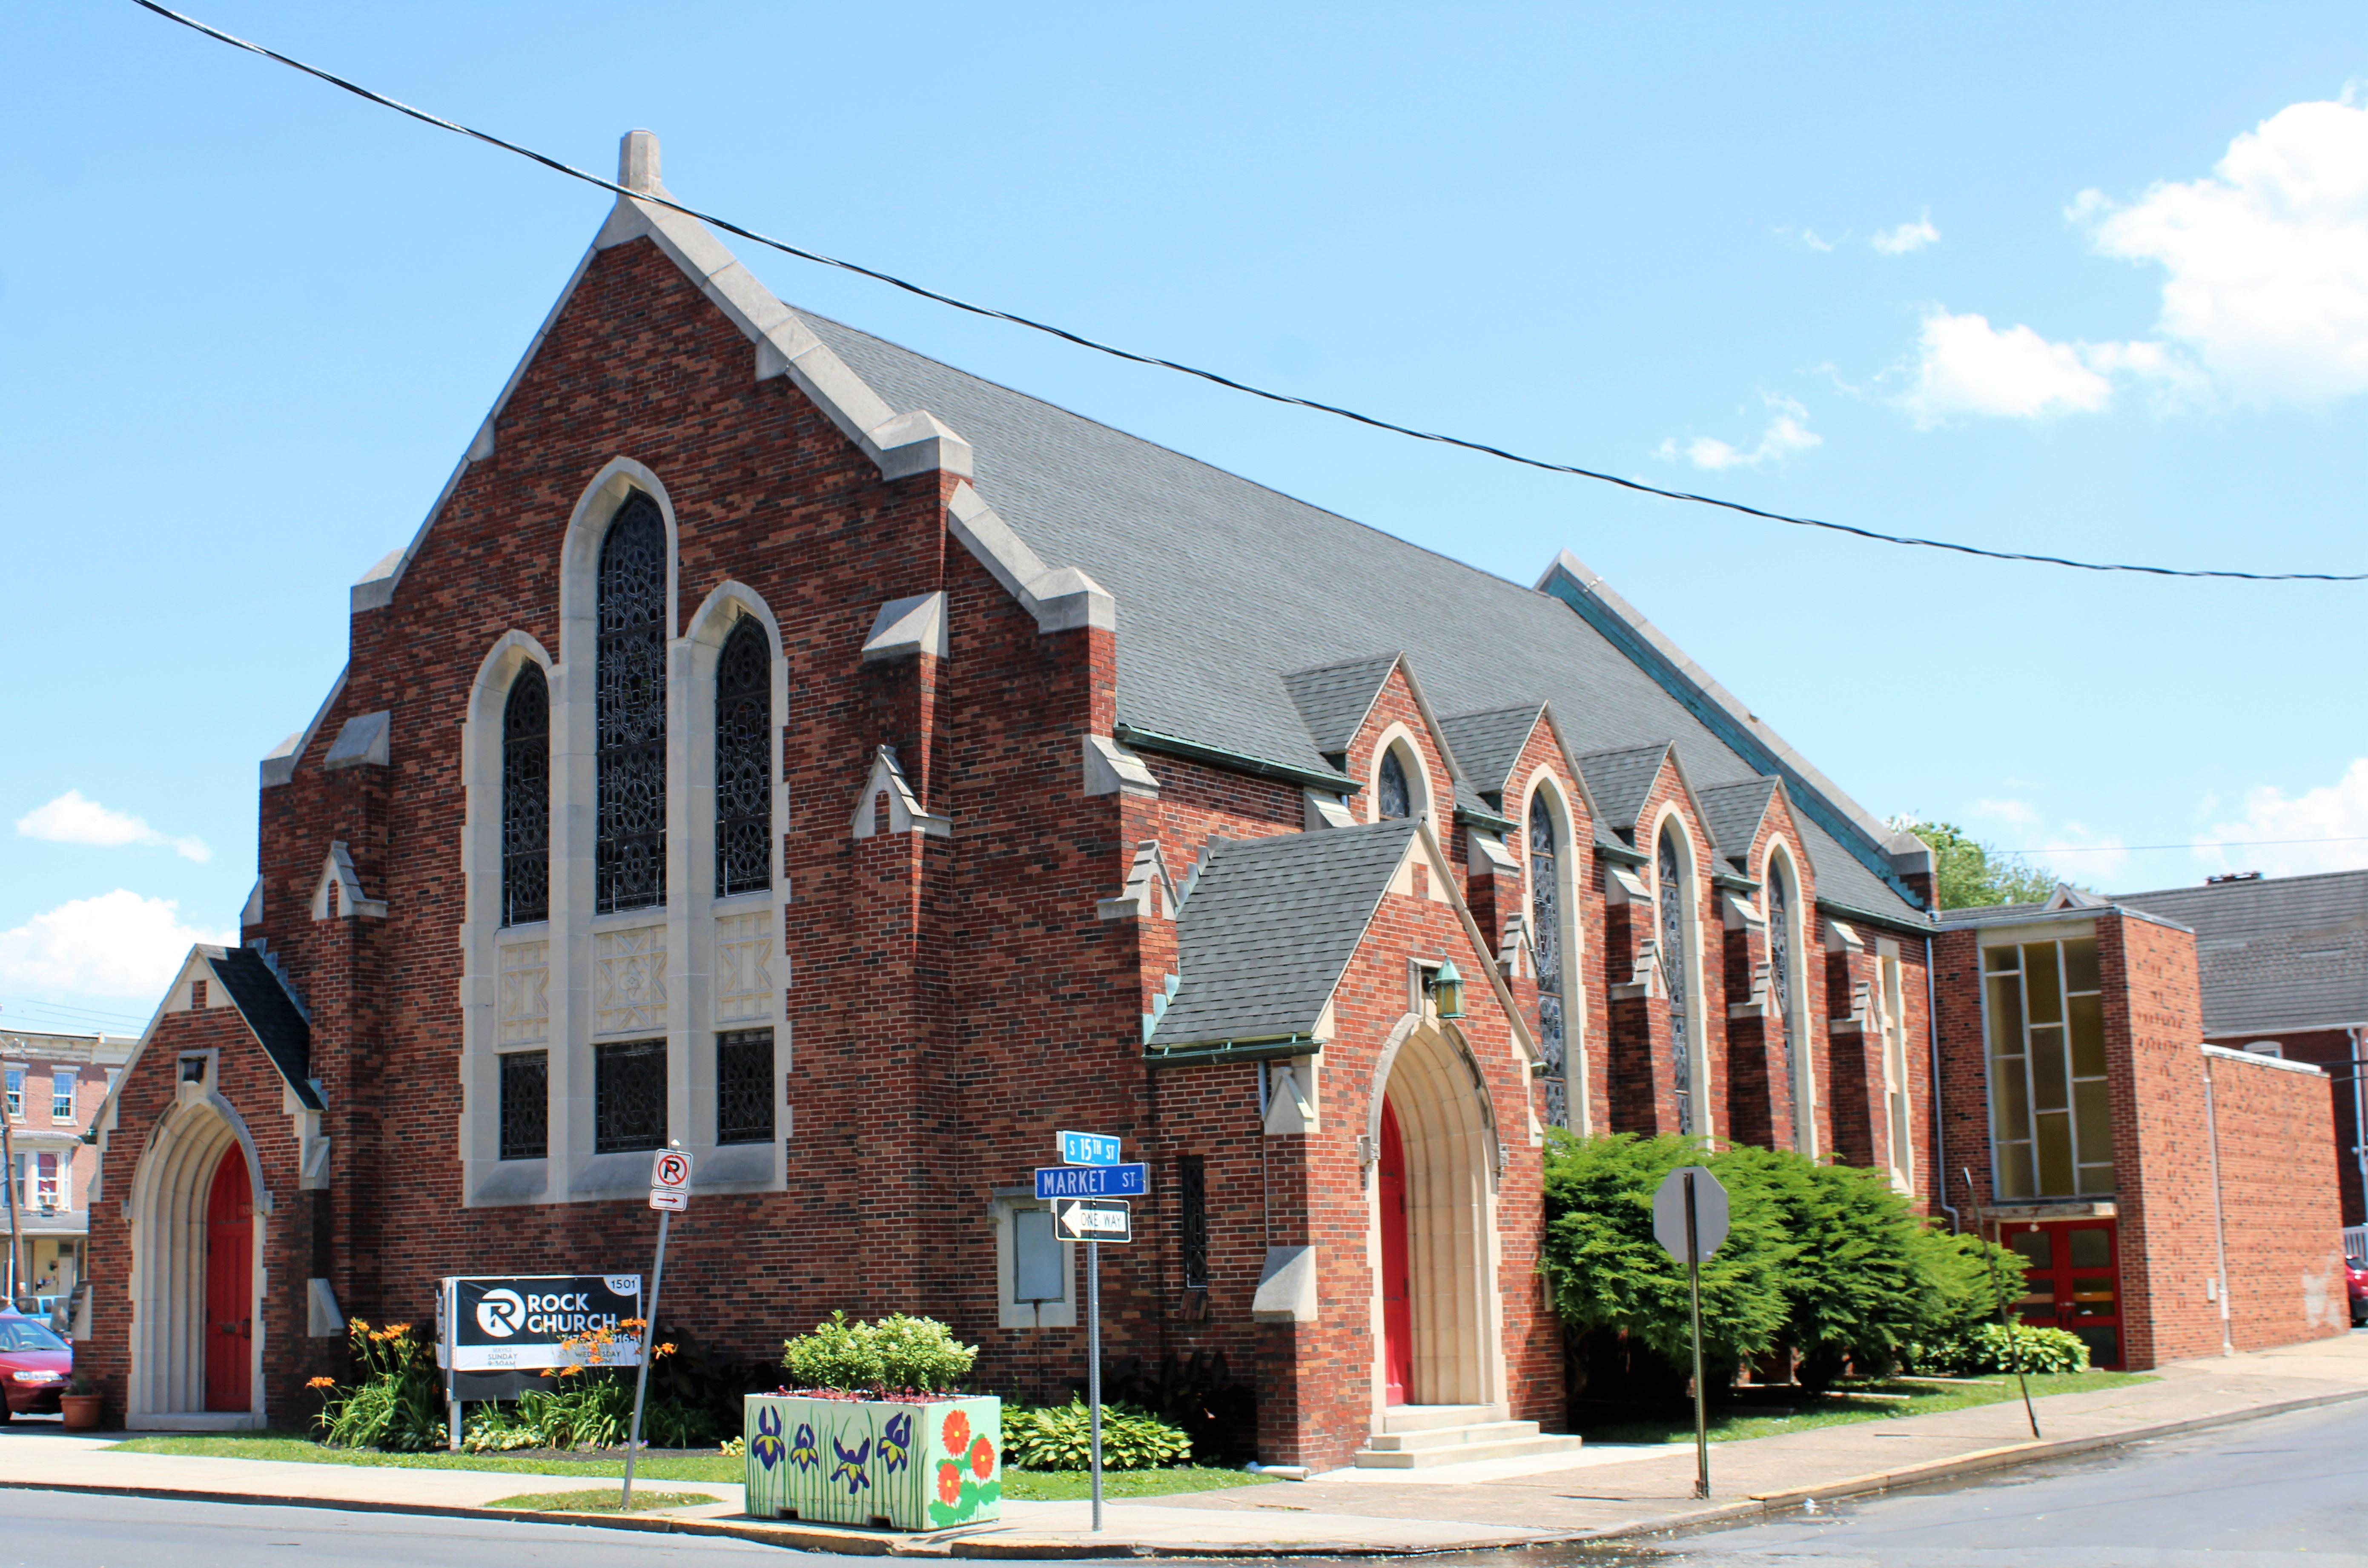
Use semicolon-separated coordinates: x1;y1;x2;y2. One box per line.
4;1028;132;1312
1936;893;2348;1368
73;131;2041;1461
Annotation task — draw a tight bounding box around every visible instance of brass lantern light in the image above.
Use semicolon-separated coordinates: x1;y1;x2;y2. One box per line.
1428;959;1466;1020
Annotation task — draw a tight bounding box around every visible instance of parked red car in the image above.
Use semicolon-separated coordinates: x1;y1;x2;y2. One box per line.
0;1310;72;1419
2347;1261;2368;1328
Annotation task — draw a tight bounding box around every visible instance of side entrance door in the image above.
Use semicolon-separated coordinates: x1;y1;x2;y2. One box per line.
1379;1099;1413;1405
204;1147;253;1412
2007;1218;2123;1370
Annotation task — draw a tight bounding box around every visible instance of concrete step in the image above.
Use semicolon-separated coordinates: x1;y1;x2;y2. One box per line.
1379;1403;1501;1434
1350;1430;1587;1470
1364;1419;1542;1452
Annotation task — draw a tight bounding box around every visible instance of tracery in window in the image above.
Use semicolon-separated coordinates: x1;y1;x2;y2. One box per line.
716;1028;774;1145
502;665;550;925
1178;1154;1209;1290
1658;824;1693;1136
1378;749;1411;820
714;617;773;898
1529;791;1568;1129
1767;856;1800;1147
499;1050;548;1161
596;492;668;914
594;1039;668;1154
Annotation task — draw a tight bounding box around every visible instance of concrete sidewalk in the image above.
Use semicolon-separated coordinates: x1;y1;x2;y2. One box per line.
6;1333;2365;1557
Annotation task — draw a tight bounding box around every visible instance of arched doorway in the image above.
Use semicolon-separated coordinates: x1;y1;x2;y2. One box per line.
1379;1101;1412;1405
1370;1023;1502;1412
204;1147;253;1412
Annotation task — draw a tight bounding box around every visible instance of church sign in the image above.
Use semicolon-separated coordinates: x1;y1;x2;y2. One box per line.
436;1273;643;1372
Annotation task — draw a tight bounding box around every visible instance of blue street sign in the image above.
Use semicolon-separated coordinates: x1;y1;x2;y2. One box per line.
1036;1163;1148;1199
1060;1130;1122;1167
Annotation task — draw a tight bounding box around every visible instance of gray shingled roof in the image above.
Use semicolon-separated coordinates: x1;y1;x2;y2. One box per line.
1697;777;1778;870
1575;743;1672;834
1283;655;1401;758
1438;705;1545;801
797;312;1920;924
2113;871;2368;1036
1149;822;1420;1047
209;946;322;1110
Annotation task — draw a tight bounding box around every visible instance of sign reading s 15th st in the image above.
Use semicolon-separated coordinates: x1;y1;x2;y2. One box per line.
437;1274;642;1371
1060;1130;1122;1166
1036;1162;1147;1199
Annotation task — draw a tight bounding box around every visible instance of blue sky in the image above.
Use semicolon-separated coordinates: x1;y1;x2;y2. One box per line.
7;2;2368;1033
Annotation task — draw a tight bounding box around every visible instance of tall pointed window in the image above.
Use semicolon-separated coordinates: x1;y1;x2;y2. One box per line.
1658;824;1693;1136
1529;791;1568;1129
1378;749;1411;820
501;665;550;925
714;617;772;897
596;493;668;914
1767;856;1801;1149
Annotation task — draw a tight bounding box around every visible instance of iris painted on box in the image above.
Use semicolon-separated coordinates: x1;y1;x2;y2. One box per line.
744;1393;1001;1529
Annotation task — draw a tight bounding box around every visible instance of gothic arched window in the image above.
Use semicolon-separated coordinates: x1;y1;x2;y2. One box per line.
714;617;772;897
1657;823;1693;1136
1768;854;1801;1147
596;492;668;914
1378;749;1411;820
501;665;550;926
1530;790;1567;1129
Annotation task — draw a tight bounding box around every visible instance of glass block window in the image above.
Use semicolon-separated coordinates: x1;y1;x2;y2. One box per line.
714;618;773;898
1767;857;1801;1146
594;1039;668;1154
596;493;668;914
1985;937;2112;1199
1529;792;1568;1129
1178;1155;1209;1289
499;1050;548;1161
1657;825;1693;1136
502;664;550;925
1377;749;1410;819
716;1028;774;1145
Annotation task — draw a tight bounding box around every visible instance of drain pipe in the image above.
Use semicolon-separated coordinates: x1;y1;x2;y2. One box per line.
2203;1056;2235;1358
1926;929;1959;1233
2351;1026;2368;1226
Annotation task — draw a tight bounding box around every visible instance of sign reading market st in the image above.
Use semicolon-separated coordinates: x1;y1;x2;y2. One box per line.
437;1274;643;1372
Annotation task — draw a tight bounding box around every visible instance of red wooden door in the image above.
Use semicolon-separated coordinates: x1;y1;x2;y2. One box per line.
204;1147;253;1412
2007;1218;2123;1370
1379;1099;1413;1405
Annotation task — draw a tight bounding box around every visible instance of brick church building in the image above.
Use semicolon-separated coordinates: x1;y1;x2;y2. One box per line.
72;133;2340;1466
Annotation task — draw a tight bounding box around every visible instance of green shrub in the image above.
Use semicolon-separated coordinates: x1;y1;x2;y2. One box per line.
780;1311;978;1394
314;1319;446;1451
1006;1399;1192;1471
1906;1322;2091;1376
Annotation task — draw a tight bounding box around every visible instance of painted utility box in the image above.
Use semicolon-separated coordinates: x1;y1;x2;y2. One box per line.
744;1393;1002;1530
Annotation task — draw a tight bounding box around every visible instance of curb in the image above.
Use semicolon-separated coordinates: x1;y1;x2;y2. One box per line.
11;1387;2368;1558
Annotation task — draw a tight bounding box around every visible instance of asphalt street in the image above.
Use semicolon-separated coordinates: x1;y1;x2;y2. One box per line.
1644;1396;2368;1567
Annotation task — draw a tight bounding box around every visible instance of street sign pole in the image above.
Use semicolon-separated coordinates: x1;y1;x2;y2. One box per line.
1088;1238;1104;1532
622;1210;668;1510
1685;1171;1709;1500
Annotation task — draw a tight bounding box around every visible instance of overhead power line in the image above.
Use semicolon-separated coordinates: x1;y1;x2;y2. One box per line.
1999;834;2368;854
132;0;2368;585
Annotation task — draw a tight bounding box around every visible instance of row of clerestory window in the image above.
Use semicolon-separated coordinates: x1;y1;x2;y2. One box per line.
498;489;774;926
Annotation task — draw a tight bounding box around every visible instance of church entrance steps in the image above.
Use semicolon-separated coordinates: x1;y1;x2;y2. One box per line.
1352;1409;1587;1468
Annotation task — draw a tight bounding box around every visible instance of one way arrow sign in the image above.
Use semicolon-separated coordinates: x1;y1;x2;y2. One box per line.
1052;1198;1132;1244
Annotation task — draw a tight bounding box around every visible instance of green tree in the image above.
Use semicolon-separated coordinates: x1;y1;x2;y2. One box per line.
1895;819;2061;909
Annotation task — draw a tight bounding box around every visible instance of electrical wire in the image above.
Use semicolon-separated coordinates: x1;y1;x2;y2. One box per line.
1998;834;2368;854
131;0;2368;584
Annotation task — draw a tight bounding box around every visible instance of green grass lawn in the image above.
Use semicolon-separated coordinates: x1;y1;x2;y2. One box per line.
486;1488;718;1514
108;1432;1276;1501
1573;1370;2153;1445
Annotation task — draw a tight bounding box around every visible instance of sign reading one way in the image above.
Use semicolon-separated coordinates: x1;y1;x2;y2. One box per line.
1052;1198;1132;1243
649;1148;693;1213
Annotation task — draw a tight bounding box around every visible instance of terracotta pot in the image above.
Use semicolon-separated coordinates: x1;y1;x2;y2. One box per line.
59;1393;103;1431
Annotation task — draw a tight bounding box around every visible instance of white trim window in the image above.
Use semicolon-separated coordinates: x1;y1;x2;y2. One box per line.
32;1151;63;1210
52;1072;75;1124
4;1068;20;1120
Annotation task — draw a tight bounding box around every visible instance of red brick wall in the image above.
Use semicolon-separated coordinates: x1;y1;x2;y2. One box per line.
2205;1045;2349;1351
2207;1028;2365;1227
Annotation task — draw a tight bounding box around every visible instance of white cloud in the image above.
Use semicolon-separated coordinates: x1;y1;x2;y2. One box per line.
1896;310;2117;424
0;890;232;1000
1776;226;1838;252
16;790;210;863
2081;99;2368;403
1971;796;2040;827
2196;757;2368;877
1655;395;1823;470
1873;213;1940;255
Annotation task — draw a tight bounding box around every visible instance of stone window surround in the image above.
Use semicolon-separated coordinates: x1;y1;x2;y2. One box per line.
457;457;791;1207
1761;838;1816;1157
1519;767;1591;1137
1875;943;1915;1192
1365;721;1435;825
989;1187;1078;1330
1649;803;1713;1136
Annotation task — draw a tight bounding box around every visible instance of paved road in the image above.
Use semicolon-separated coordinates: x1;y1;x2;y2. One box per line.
1656;1397;2368;1566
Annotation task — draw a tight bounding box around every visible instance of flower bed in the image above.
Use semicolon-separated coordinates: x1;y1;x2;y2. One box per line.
743;1392;1000;1530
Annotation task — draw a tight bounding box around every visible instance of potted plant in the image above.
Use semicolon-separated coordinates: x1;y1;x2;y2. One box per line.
59;1373;102;1431
744;1313;1000;1530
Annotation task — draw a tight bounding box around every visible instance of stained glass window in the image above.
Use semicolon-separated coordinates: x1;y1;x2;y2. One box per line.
716;1029;774;1145
1768;858;1800;1146
1178;1155;1209;1289
594;1039;668;1153
714;618;773;897
502;665;550;925
499;1050;548;1161
1529;791;1568;1129
1984;937;2112;1198
596;493;668;914
1378;749;1410;819
1658;826;1692;1136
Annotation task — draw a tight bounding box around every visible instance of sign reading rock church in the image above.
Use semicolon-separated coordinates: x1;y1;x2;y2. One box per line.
437;1274;642;1371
